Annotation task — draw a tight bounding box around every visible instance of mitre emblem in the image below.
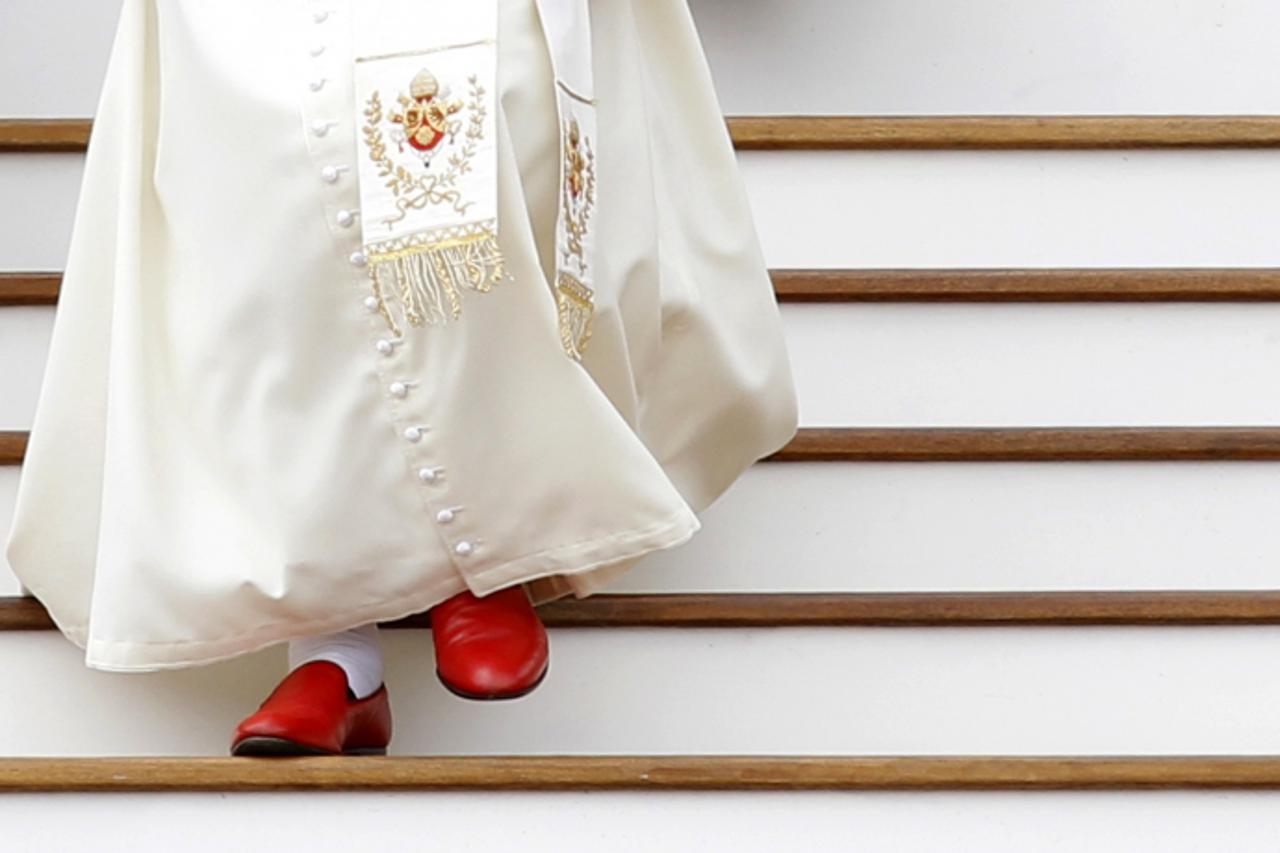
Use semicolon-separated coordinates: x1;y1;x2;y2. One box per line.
386;67;466;167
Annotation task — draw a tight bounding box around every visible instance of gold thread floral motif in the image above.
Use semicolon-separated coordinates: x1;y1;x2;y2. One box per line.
557;113;597;360
359;65;508;334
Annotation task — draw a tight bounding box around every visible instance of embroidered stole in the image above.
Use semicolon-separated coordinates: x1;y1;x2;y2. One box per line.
352;0;597;361
534;0;598;361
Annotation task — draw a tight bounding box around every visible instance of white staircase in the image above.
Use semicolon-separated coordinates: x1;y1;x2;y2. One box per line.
3;0;1280;849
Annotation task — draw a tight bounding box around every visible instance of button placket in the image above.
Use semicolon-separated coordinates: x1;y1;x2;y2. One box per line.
402;424;431;442
417;466;445;483
321;163;350;183
388;379;417;398
307;3;350;223
300;0;481;569
453;540;481;557
435;506;463;524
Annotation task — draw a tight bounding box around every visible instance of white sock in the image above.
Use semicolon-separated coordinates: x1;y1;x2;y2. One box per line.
287;622;385;700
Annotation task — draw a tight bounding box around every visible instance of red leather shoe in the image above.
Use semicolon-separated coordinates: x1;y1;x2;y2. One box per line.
230;659;392;756
429;585;549;700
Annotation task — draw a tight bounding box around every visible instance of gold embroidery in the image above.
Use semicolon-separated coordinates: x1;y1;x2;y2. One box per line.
368;219;506;330
359;65;507;334
557;114;597;360
391;68;463;155
561;115;595;271
354;38;497;65
556;271;594;361
361;72;488;223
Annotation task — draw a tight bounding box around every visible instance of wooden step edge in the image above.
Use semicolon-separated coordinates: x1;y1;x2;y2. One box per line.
12;269;1280;306
0;119;88;153
8;591;1280;630
532;591;1280;627
771;427;1280;461
0;272;60;305
8;427;1280;467
770;268;1280;302
7;116;1280;152
3;755;1280;791
728;115;1280;150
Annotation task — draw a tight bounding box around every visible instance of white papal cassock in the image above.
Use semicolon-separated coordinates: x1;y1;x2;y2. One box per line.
4;0;799;671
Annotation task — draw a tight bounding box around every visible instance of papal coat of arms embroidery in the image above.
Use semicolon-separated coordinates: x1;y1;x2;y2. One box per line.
354;39;507;337
391;68;462;160
554;111;597;361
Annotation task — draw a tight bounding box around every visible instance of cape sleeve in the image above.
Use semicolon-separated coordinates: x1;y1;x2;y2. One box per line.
628;0;801;514
4;0;162;643
524;0;800;607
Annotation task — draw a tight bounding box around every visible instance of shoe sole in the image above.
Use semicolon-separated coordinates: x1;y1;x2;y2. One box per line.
436;660;549;701
230;736;387;757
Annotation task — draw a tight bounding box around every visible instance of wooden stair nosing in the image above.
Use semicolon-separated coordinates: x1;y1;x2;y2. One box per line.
727;115;1280;150
770;427;1280;461
769;268;1280;302
6;116;1280;152
0;272;61;305
0;119;88;153
3;755;1280;791
7;591;1280;631
11;269;1280;306
8;427;1280;466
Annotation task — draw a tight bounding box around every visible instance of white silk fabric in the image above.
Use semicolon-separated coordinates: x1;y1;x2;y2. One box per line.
4;0;800;671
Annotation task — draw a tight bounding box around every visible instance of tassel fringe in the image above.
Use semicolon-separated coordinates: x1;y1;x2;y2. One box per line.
555;271;595;361
366;219;508;335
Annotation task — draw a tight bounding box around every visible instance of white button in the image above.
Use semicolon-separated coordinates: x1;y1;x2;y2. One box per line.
375;338;397;355
417;467;439;483
321;165;342;183
313;10;330;22
389;382;409;398
349;250;367;267
309;78;327;92
363;296;380;311
310;45;327;57
404;426;426;442
454;540;474;556
436;508;456;524
336;209;356;227
311;120;334;137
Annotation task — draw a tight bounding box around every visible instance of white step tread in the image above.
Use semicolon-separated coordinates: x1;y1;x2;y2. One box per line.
6;789;1280;853
0;629;1278;756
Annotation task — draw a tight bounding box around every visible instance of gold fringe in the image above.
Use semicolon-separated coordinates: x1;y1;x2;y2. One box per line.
555;271;595;361
366;219;507;332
